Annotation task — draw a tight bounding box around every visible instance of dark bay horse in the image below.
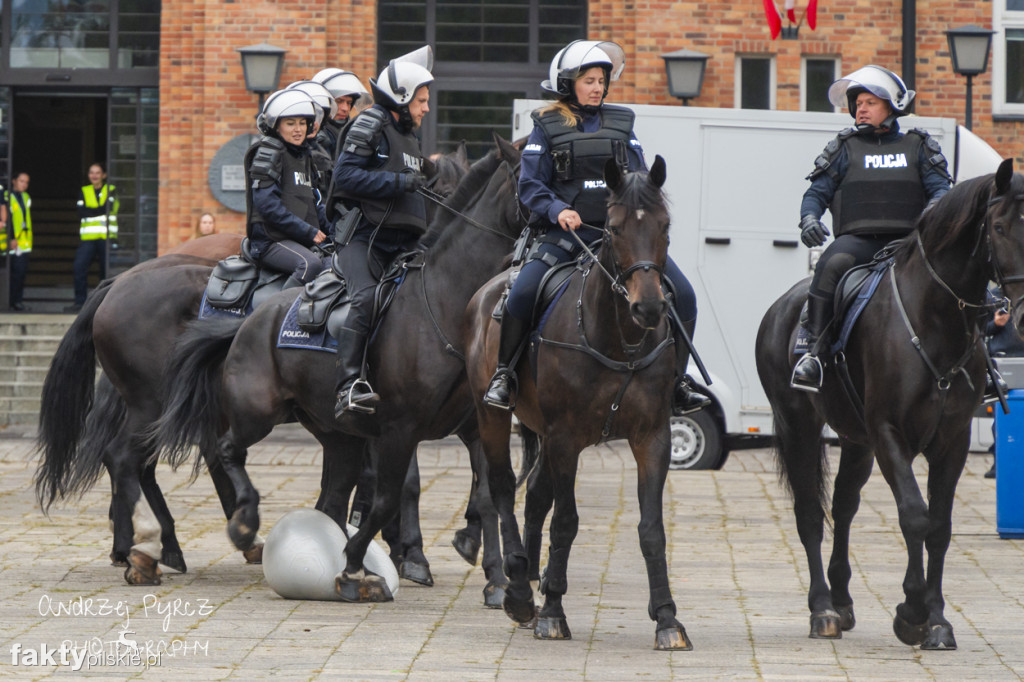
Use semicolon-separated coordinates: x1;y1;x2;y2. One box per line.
755;159;1024;649
153;135;523;604
464;156;691;650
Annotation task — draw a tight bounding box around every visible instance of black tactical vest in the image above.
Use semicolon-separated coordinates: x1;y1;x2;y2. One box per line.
832;133;926;237
533;105;634;225
353;120;427;235
247;141;320;242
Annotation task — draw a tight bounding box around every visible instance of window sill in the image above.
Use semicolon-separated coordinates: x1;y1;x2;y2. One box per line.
992;114;1024;122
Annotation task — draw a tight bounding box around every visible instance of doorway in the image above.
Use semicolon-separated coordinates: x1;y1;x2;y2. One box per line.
12;93;107;300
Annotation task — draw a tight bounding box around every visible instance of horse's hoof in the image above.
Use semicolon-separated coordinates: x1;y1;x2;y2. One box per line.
160;550;187;574
335;573;394;603
109;551;129;568
124;550;162;586
242;543;264;564
227;507;259;552
654;624;693;651
893;613;929;646
534;616;571;640
836;604;856;631
483;580;506;609
399;561;434;586
518;616;538;630
921;623;957;650
502;591;536;625
452;530;481;566
809;609;842;639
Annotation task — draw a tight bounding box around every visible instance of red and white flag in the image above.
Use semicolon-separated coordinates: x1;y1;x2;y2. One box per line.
762;0;782;39
806;0;818;29
785;0;797;23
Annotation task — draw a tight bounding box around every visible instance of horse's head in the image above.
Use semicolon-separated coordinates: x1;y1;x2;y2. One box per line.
603;155;670;330
985;159;1024;336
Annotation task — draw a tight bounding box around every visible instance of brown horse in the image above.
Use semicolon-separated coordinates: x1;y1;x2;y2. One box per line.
464;156;691;650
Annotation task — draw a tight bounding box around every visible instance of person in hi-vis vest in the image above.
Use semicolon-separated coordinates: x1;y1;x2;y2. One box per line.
67;162;118;312
5;172;32;311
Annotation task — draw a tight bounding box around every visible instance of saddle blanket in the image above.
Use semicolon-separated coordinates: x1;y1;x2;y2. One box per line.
277;296;338;353
792;259;890;356
197;292;251;321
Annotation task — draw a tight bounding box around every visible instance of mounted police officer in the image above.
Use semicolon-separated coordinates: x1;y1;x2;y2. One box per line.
245;88;330;289
482;39;712;417
312;68;370;160
791;65;952;392
286;79;338;197
329;46;432;418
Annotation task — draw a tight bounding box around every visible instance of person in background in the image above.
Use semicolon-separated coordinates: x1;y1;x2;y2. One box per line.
67;163;118;313
312;68;370;161
984;286;1024;478
192;212;216;240
5;172;32;311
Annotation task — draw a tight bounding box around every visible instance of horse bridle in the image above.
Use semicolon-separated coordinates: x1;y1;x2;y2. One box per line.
575;214;665;301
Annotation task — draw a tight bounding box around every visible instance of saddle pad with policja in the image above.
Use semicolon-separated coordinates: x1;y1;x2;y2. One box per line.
198;291;252;321
793;257;892;356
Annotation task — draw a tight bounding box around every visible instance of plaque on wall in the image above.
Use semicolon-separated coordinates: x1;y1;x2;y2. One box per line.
208;133;259;213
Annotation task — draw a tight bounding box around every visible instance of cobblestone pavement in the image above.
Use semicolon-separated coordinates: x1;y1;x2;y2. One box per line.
0;424;1021;680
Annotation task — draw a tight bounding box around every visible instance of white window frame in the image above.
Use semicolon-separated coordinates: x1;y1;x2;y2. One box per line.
734;55;777;110
801;56;840;112
992;1;1024;115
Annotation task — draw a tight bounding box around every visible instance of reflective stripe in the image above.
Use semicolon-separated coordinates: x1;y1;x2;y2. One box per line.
79;183;119;239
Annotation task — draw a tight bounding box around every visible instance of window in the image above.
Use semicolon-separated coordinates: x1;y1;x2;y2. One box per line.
803;58;838;112
993;1;1024;114
736;56;775;110
378;0;587;156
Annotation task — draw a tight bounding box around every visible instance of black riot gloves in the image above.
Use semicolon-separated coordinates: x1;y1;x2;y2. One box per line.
799;214;830;248
398;172;427;193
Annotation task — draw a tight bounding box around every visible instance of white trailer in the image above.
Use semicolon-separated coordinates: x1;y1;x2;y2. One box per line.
512;101;1004;468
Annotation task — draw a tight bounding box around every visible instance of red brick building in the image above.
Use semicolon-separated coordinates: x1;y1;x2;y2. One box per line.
2;1;1021;301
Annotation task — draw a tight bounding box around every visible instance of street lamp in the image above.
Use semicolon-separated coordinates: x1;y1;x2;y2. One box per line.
661;49;710;105
237;42;287;111
945;25;995;131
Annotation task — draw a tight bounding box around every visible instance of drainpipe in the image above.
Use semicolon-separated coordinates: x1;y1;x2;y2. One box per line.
902;0;916;96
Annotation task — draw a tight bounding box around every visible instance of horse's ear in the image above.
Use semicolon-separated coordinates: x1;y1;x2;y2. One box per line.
649;155;667;188
605;158;623;192
421;156;438;179
995;158;1014;196
455;140;469;167
493;132;520;164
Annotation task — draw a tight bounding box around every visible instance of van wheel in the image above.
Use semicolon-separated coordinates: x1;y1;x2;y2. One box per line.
669;410;723;470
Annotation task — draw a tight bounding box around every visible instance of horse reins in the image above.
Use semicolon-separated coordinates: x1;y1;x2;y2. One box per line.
576;216;665;300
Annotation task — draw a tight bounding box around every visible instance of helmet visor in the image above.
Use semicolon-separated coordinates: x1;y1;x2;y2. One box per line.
827;65;914;111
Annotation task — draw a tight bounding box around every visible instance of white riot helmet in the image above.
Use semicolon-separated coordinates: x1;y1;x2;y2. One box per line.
256;89;317;136
313;68;369;104
370;45;434;110
541;40;626;98
287;80;337;122
827;65;915;119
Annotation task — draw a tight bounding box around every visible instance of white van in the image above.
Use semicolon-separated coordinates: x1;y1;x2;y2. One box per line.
512;101;1003;468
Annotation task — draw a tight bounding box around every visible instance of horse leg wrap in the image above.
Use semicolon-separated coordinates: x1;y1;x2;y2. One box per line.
540;547;570;596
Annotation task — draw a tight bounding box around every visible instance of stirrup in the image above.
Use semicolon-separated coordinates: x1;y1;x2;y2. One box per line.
673;378;712;416
790;353;823;393
482;369;516;411
336;379;379;416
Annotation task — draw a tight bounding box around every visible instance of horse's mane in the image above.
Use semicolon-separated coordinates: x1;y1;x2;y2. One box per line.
909;172;1000;257
608;169;669;219
418;148;503;250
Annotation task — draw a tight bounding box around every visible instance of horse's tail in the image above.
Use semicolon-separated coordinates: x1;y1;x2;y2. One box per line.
57;376;127;504
771;413;831;524
153;317;243;477
516;423;541;488
34;279;115;513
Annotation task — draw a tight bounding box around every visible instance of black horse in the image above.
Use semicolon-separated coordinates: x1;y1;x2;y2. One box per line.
756;159;1024;649
464;156;691;650
153;135;523;605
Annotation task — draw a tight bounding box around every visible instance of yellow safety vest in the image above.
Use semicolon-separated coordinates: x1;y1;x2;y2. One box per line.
78;183;119;240
5;190;32;254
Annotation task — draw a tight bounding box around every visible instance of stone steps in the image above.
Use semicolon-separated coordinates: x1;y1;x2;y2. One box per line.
0;313;72;426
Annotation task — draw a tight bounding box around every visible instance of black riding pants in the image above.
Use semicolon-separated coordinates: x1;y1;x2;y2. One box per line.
333;231;417;336
809;234;895;300
260;239;325;284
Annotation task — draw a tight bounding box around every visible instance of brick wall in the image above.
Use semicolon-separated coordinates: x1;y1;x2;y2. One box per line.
158;0;377;252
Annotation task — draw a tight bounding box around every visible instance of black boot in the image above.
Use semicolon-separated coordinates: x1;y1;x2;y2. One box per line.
482;314;531;411
334;327;379;417
673;318;712;416
791;292;833;392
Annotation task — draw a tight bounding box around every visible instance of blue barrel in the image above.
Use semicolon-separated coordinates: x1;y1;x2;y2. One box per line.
995;389;1024;538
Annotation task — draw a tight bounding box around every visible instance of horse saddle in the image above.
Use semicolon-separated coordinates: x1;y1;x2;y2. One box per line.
205;238;287;311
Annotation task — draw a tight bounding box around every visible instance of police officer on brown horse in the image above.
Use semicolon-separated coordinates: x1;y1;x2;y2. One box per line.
790;65;952;392
329;46;432;418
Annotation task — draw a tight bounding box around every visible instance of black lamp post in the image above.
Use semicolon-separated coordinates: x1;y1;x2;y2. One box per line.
237;42;287;111
945;25;995;131
661;49;710;105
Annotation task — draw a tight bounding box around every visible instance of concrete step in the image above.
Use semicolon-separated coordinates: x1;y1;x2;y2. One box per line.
0;395;41;418
0;336;62;354
0;351;59;369
0;366;50;383
0;321;72;336
0;382;43;398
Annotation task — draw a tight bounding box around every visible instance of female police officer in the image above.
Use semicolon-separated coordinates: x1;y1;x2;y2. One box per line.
790;66;951;391
482;39;711;416
246;88;330;288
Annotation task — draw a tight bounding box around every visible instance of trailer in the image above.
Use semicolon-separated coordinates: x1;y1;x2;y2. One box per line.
512;101;1004;469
